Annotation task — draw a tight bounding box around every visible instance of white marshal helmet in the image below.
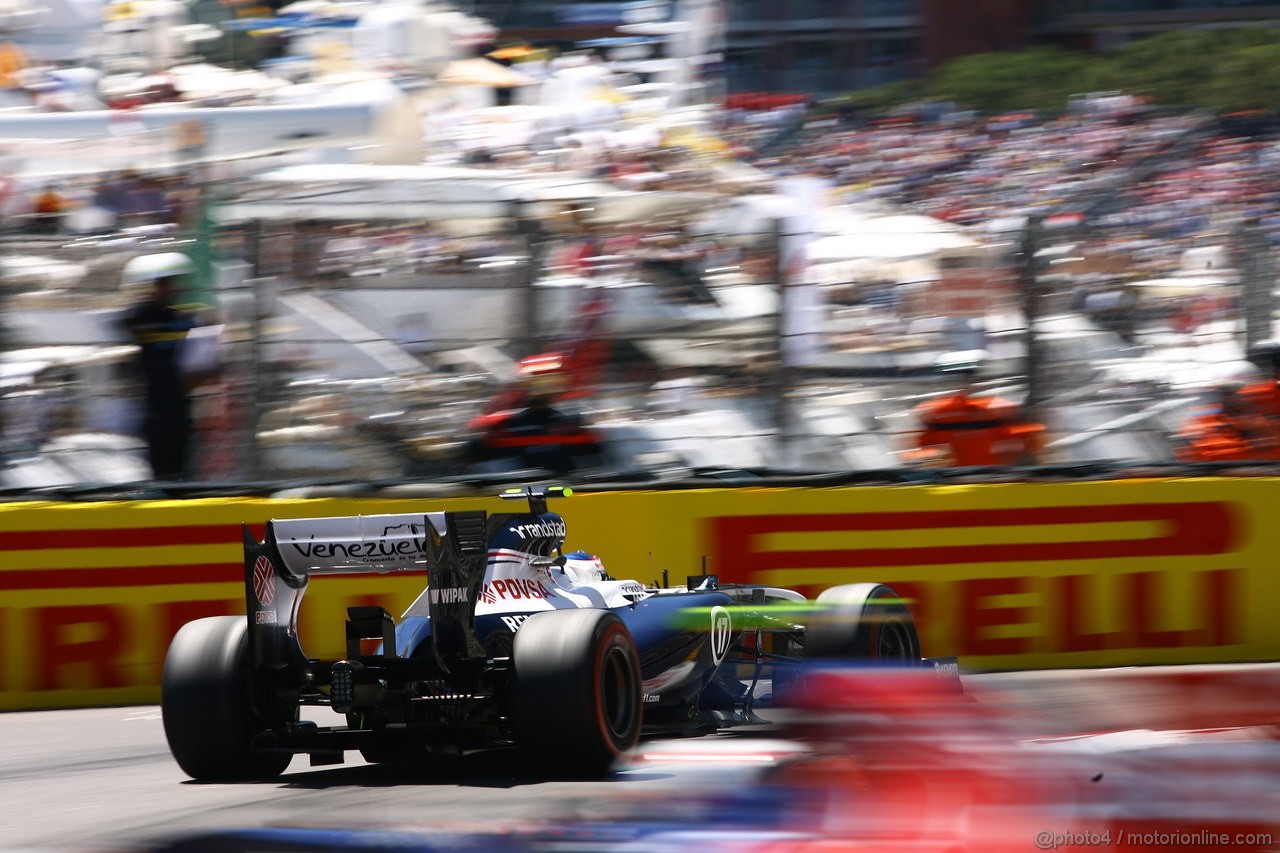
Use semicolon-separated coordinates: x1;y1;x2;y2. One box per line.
120;252;195;294
561;550;607;584
935;348;990;375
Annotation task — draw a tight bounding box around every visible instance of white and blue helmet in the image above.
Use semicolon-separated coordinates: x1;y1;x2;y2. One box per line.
561;550;606;584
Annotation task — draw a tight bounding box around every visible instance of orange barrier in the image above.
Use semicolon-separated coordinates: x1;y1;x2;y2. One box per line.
2;478;1280;709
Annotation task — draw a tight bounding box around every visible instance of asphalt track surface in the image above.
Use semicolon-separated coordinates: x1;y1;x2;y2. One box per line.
0;704;741;853
5;668;1279;853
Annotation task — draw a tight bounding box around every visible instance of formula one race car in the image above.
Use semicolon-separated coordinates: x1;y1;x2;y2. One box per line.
161;486;957;782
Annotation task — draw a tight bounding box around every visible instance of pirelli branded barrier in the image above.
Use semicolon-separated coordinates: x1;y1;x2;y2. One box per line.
1;479;1277;710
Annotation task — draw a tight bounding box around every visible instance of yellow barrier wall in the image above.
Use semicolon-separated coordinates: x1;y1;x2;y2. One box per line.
2;479;1276;710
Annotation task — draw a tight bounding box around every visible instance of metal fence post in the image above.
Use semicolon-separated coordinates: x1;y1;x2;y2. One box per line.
1237;216;1275;352
246;218;267;480
770;217;791;467
1019;216;1045;432
513;201;544;360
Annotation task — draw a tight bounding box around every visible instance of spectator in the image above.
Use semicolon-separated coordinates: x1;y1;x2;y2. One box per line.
495;391;599;474
120;253;199;480
468;366;602;475
1227;339;1280;460
30;183;64;234
903;351;1044;467
121;173;174;227
1174;380;1257;462
92;172;127;226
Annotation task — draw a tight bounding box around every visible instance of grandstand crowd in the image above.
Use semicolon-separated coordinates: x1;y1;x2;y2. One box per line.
729;94;1280;281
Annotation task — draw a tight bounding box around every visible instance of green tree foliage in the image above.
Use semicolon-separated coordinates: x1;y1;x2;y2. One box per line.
1094;30;1212;107
818;79;924;115
1200;41;1280;111
899;28;1280;115
927;46;1099;114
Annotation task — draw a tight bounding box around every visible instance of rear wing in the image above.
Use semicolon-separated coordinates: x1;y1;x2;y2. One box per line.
270;512;447;576
242;511;493;672
242;489;571;672
418;510;489;669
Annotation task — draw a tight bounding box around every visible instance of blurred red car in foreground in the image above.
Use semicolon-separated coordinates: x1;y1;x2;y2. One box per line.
149;665;1279;853
736;666;1280;853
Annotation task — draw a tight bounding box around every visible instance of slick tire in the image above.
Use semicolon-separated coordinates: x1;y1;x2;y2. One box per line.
162;616;292;782
806;583;921;664
512;609;642;778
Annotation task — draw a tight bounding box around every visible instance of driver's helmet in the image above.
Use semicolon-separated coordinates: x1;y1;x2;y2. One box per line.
562;550;606;584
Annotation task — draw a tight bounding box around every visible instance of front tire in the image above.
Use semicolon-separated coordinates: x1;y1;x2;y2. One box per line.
806;583;921;663
512;609;642;778
162;616;292;781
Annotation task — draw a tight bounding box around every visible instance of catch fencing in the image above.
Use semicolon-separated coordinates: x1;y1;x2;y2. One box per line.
0;130;1276;495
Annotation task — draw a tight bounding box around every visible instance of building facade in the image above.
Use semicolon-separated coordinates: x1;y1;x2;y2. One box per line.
1036;1;1280;52
465;0;1280;96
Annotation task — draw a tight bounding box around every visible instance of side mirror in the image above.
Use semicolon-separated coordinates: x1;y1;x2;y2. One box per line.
530;555;568;571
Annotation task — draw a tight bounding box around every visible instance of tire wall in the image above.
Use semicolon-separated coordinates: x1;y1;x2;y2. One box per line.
1;478;1275;710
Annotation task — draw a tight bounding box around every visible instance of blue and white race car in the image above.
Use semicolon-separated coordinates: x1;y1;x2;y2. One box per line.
161;486;955;781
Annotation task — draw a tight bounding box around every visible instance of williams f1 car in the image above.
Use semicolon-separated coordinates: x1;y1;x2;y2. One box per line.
161;486;957;781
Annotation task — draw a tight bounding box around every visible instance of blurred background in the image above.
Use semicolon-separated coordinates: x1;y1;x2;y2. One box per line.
2;5;1280;853
1;0;1279;493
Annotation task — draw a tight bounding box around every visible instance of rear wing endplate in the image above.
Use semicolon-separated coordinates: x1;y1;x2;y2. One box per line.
242;510;494;675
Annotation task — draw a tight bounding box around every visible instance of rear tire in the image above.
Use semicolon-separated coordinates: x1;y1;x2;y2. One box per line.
806;583;921;663
162;616;292;781
512;609;642;778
